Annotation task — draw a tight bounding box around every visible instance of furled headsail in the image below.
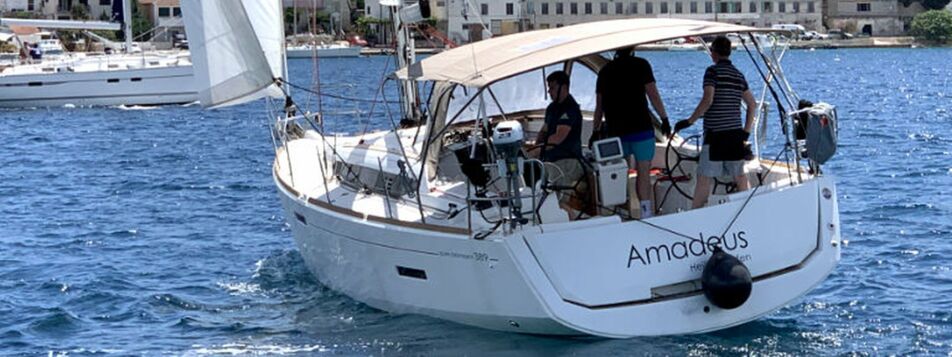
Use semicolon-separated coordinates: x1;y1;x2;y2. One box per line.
182;0;285;108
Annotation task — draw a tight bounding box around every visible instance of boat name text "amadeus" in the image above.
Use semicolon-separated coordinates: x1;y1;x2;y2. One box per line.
627;231;749;268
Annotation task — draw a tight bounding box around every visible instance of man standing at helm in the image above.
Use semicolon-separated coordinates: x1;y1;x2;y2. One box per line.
674;35;757;209
593;47;671;218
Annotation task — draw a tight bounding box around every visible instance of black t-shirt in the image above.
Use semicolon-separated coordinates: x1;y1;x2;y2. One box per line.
541;95;583;161
596;55;656;138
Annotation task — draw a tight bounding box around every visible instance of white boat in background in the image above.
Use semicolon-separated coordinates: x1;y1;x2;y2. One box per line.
668;42;704;51
0;53;194;107
0;2;196;107
286;42;362;58
186;2;842;337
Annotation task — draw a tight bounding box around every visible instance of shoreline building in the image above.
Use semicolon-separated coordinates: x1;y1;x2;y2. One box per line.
826;0;926;35
138;0;183;42
362;0;447;46
0;0;30;13
287;0;355;33
443;0;824;44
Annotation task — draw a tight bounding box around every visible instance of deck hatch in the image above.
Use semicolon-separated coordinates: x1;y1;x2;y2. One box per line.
396;266;427;280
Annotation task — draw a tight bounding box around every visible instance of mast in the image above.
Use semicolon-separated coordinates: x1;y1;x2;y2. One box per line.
385;0;429;125
123;0;132;52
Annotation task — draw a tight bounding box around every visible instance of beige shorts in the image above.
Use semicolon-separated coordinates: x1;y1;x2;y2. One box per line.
545;159;586;205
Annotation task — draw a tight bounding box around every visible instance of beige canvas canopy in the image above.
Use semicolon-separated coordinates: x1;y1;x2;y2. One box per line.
395;18;773;88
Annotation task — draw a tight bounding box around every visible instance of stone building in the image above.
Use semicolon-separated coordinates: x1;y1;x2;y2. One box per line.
0;0;30;13
826;0;925;35
443;0;824;44
138;0;182;41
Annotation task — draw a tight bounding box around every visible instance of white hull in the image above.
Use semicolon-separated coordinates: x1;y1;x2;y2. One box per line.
0;65;196;107
273;137;842;337
286;46;362;58
0;53;197;107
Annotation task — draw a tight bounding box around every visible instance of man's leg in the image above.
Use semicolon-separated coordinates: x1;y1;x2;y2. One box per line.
630;137;657;217
735;174;750;191
636;160;653;216
692;175;713;209
727;160;750;191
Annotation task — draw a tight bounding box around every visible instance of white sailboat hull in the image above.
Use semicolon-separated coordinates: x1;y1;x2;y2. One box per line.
0;65;196;107
275;163;842;337
286;45;362;58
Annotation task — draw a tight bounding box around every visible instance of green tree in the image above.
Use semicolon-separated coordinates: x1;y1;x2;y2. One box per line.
910;9;952;42
70;4;91;20
901;0;951;10
9;11;40;19
130;4;153;41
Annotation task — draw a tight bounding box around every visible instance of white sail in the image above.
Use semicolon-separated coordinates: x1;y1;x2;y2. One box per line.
182;0;284;108
242;0;285;82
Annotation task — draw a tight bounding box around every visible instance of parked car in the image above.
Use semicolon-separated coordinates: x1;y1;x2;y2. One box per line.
772;24;807;39
173;33;189;50
827;29;855;40
801;31;820;40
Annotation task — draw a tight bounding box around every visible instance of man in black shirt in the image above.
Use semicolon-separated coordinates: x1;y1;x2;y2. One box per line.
593;47;670;218
535;71;584;212
674;36;757;209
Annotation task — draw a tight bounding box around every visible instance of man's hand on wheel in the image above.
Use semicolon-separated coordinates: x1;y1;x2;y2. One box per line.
672;119;693;138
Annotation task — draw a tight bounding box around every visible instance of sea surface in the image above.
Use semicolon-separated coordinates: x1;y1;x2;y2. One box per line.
1;48;950;355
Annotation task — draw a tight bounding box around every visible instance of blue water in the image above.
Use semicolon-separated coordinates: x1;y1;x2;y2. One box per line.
1;48;950;355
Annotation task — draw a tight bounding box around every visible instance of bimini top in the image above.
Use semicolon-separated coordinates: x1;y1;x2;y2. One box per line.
395;18;770;88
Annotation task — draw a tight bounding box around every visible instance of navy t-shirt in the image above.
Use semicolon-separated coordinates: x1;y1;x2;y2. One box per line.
541;95;583;161
596;55;656;138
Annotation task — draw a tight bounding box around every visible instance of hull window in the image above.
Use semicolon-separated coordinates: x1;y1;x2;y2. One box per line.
396;266;428;280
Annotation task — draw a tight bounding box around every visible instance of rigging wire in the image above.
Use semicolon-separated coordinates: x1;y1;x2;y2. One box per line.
628;146;792;242
283;81;402;104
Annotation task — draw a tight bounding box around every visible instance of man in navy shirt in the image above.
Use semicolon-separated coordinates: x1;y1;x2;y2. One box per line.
535;71;584;212
674;36;757;209
594;47;671;218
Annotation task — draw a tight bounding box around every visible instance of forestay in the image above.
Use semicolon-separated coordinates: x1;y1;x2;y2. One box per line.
182;0;285;108
395;19;774;88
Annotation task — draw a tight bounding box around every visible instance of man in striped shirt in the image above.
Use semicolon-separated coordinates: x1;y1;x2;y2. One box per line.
673;36;757;209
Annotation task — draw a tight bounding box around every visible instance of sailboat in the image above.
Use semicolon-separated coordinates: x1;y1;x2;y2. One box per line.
184;0;842;337
0;1;196;107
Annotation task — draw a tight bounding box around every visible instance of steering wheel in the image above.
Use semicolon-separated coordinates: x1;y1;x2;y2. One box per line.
664;134;702;200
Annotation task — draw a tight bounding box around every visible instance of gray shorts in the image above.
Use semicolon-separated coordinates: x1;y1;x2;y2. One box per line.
698;145;746;178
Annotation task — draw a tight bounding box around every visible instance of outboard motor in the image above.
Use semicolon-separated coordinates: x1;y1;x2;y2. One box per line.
803;103;838;165
701;246;752;310
491;121;526;227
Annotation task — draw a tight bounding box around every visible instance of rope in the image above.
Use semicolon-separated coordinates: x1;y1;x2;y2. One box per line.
283;81;401;104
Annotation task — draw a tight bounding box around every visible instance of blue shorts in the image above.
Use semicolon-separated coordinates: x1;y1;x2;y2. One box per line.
621;131;655;162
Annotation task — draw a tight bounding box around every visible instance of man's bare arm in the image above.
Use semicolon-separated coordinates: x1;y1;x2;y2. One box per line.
742;89;757;133
593;94;604;133
645;82;668;119
547;125;572;145
686;86;715;124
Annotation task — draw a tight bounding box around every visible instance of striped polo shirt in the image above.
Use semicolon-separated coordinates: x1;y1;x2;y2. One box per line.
702;59;749;132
